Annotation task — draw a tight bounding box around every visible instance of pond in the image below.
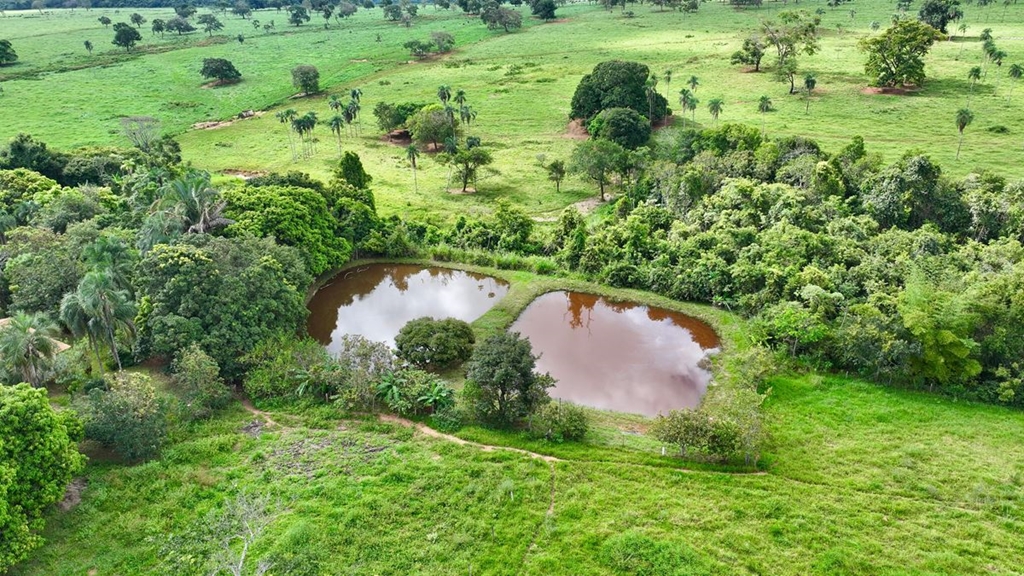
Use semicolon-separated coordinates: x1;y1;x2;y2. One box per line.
307;264;509;353
510;291;720;417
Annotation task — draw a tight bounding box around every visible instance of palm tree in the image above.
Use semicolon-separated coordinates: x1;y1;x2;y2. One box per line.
644;78;658;127
687;75;699;92
83;235;135;294
0;312;60;386
1008;63;1024;99
153;173;230;234
955;107;974;160
276;108;298;160
75;271;136;372
406;145;420;193
804;74;817;114
329;115;345;154
663;69;672;97
968;66;983;105
758;95;772;138
678;89;693;128
350;88;362;103
0;208;14;245
956;22;968;59
459;105;477;126
437;84;452;105
328;94;344;113
707;98;724;126
60;291;105;375
454;89;467;107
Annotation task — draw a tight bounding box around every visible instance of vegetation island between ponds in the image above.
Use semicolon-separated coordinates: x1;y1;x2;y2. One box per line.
2;0;1024;573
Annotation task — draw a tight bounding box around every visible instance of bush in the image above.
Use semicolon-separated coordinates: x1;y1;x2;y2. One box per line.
79;372;170;461
242;336;329;401
588;107;652;150
650;409;743;462
529;401;589;442
395;317;476;370
430;404;464;432
332;335;397;411
172;344;231;420
375;368;454;416
464;332;554;427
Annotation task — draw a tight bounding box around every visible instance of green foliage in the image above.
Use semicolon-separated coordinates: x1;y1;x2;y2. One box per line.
528;401;589;442
0;39;17;66
376;368;454;416
439;146;493;193
570;60;668;123
569;138;625;200
199;58;241;83
2;225;86;317
224;184;352;276
464;331;553;427
242;335;330;400
650;409;743;461
917;0;963;34
860;19;943;87
171;343;230;420
731;35;766;72
373;101;425;134
394;317;475;369
406;103;460;149
291;64;320;95
0;384;83;573
79;372;169;461
112;22;143;52
335;151;373;190
136;235;310;379
588;107;651;150
532;0;558;20
480;3;522;32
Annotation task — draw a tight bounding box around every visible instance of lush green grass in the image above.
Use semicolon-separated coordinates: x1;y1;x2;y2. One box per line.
12;372;1024;575
4;1;1024;224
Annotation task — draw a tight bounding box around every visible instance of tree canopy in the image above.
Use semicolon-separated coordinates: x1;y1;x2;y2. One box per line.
570;60;669;123
200;58;241;84
860;19;944;87
0;39;17;66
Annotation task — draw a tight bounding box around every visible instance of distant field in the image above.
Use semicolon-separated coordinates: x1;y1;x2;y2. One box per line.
2;1;1024;222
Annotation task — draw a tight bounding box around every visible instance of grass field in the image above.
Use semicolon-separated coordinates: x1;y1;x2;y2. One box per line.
11;373;1024;575
3;1;1024;222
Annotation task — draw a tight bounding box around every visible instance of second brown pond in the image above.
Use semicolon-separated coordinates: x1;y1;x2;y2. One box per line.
510;291;720;417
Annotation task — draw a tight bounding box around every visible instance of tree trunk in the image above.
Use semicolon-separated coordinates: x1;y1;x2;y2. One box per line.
956;131;965;159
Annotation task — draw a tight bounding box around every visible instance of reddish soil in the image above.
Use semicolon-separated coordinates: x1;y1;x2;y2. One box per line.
652;114;676;131
222;169;267;180
564;119;589;140
861;86;917;96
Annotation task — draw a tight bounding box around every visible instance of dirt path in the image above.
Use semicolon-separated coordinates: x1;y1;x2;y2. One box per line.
378;414;562;463
239;396;286;430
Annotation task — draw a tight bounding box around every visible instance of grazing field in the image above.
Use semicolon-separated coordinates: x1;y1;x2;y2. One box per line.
3;1;1024;222
11;373;1024;576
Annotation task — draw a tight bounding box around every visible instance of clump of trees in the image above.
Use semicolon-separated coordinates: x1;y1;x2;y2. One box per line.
570;60;669;125
112;22;142;51
860;19;943;87
481;1;522;32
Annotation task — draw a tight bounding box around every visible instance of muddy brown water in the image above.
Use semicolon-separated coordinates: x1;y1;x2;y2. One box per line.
307;264;509;352
510;291;720;417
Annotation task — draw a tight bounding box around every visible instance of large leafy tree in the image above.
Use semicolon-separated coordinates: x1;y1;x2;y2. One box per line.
588;107;651;150
0;384;84;572
197;13;224;35
439;146;494;193
112;22;142;52
918;0;963;34
731;35;766;72
200;58;241;84
762;11;820;93
291;65;320;95
2;226;84;317
224;185;351;276
570;61;669;124
136;235;311;378
860;19;943;87
464;332;554;427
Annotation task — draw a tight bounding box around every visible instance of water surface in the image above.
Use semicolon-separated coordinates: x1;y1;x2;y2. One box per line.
307;264;508;353
510;291;720;416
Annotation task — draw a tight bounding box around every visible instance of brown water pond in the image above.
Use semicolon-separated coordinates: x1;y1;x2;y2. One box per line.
307;264;509;353
510;291;720;417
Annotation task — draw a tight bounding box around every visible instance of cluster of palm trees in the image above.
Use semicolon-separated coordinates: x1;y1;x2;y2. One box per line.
437;84;477;129
274;89;365;161
956;28;1023;160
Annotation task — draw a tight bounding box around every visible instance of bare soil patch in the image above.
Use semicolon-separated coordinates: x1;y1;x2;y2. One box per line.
533;195;609;222
222;169;267;179
350;58;369;62
448;187;477;195
58;477;87;512
191;110;264;130
652;114;676;132
564;119;589;140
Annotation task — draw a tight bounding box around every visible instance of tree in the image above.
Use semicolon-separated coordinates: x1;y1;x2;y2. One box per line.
291;64;320;95
1009;63;1023;99
707;97;724;126
0;384;84;573
687;75;699;91
533;0;557;20
758;95;772;138
804;73;816;113
547;159;566;192
431;30;455;52
200;58;241;84
918;0;963;34
440;146;493;192
145;172;231;240
130;12;146;28
678;88;698;127
336;151;373;189
175;4;197;18
84;40;93;54
481;3;522;31
404;39;433;58
406;144;419;193
329;115;345;153
198;13;224;35
731;35;766;71
151;18;166;35
68;270;136;371
570;60;669;124
407;104;460;150
232;1;252;19
968;65;983;105
587;107;651;149
762;10;821;93
97;15;111;27
464;332;554;427
955;107;973;160
395;317;476;369
171;343;230;420
0;312;60;387
165;16;196;35
860;19;943;87
287;4;310;25
569;138;625;201
112;22;142;51
80;372;168;460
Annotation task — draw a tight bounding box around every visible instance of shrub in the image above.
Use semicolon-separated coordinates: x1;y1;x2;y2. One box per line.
430;404;464;432
332;335;397;411
464;332;554;427
529;401;589;442
172;344;231;420
375;368;454;416
395;317;476;370
650;409;743;462
588;107;652;150
79;372;169;461
242;336;329;401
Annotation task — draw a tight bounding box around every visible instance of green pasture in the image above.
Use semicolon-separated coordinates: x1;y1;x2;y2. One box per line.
3;1;1024;222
